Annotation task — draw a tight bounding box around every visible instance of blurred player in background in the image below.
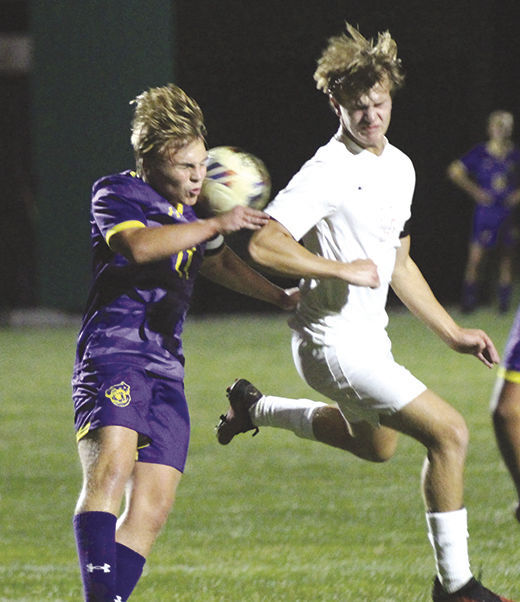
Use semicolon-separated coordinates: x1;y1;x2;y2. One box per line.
217;23;513;602
447;110;520;313
490;304;520;524
71;84;298;601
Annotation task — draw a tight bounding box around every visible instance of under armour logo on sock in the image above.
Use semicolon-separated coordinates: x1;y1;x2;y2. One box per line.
86;562;111;573
113;597;123;602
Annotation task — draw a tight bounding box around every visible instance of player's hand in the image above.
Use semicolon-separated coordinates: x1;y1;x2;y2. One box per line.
449;326;500;368
340;258;380;288
212;206;270;235
472;188;493;206
505;188;520;207
277;286;300;311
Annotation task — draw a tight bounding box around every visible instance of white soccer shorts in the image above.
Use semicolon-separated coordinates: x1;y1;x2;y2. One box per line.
291;330;427;426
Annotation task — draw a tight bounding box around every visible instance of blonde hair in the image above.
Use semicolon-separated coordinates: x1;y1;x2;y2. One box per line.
314;22;405;102
130;84;207;174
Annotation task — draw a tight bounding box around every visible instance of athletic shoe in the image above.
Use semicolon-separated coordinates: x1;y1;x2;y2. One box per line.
432;576;515;601
216;379;262;445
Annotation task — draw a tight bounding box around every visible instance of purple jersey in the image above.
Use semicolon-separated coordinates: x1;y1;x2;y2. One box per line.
460;143;520;247
460;143;520;207
73;170;221;382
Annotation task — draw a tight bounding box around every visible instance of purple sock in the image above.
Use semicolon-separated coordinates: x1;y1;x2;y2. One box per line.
499;284;512;313
73;511;117;601
461;281;477;312
115;543;146;601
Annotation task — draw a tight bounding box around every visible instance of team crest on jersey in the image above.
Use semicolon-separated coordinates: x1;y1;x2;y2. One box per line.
105;382;131;407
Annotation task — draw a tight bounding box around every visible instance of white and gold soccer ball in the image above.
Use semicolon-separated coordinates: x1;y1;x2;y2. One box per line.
200;146;271;214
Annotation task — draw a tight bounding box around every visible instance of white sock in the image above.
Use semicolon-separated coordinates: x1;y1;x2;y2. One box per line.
250;395;327;440
426;508;473;593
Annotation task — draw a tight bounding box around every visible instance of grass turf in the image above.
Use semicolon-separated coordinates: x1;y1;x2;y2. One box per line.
0;307;518;600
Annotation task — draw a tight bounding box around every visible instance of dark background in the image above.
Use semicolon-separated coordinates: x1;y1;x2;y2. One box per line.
2;0;520;314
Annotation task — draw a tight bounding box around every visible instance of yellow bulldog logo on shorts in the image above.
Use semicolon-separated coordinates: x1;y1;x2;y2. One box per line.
105;382;131;407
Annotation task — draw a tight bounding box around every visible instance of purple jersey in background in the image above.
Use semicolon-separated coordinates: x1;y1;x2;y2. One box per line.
460;143;520;206
460;144;520;247
73;170;218;383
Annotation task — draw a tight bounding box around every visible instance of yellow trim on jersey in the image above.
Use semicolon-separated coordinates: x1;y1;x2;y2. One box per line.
183;247;194;275
76;422;91;442
106;220;146;246
497;366;520;383
168;202;185;218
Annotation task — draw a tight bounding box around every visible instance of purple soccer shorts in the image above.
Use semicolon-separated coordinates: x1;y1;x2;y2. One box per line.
72;362;190;472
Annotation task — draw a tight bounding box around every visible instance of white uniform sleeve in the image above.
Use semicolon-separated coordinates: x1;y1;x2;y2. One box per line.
265;160;339;241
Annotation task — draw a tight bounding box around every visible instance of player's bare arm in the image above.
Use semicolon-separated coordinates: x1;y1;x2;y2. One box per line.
446;160;493;205
249;219;380;287
391;236;499;368
200;245;299;310
109;206;269;264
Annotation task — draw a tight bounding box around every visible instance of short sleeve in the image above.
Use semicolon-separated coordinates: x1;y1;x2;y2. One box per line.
265;161;339;241
92;178;147;245
458;145;482;175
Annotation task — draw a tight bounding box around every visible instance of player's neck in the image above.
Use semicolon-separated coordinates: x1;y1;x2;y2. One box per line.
487;138;512;158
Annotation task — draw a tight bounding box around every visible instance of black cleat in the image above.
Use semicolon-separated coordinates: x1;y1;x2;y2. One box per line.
432;576;515;601
216;379;263;445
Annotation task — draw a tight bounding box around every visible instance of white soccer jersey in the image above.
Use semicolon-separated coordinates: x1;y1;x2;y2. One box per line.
266;131;415;345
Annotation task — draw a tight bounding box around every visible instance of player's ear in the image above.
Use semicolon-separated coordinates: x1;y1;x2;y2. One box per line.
329;95;341;116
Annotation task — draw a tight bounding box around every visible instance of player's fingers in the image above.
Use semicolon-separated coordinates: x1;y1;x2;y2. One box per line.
483;343;500;365
475;340;499;367
239;206;268;218
244;217;269;229
250;214;270;224
477;350;494;369
477;331;500;364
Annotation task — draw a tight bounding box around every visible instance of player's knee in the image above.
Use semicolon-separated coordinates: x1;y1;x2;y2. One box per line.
91;461;131;498
434;413;469;456
141;494;175;536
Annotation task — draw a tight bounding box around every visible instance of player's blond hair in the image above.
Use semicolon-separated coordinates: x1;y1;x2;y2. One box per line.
314;22;405;102
130;84;207;174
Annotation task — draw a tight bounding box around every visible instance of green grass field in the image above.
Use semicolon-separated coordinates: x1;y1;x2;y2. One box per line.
1;307;519;601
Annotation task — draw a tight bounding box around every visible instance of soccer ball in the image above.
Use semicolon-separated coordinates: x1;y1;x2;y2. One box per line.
200;146;271;214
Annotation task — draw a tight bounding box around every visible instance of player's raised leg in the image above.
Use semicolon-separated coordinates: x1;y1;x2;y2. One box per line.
217;382;515;601
217;379;397;462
